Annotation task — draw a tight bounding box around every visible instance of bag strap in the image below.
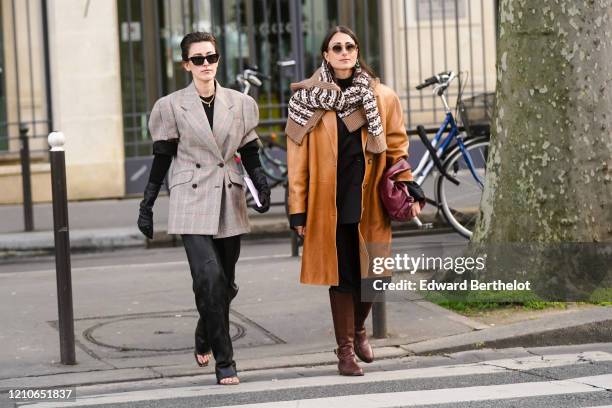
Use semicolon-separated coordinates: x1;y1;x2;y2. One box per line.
385;159;411;179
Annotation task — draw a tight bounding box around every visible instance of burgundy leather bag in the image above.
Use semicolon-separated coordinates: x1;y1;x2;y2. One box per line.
379;159;424;222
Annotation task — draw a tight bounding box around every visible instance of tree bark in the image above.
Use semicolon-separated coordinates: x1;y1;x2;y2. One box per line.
473;0;612;243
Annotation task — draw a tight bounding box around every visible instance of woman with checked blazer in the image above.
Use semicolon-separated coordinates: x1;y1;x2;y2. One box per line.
136;32;271;385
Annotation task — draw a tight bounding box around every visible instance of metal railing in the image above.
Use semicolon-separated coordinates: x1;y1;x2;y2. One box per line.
0;0;52;159
381;0;497;130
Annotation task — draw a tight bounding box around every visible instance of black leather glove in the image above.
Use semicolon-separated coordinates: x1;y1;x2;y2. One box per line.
138;182;162;239
248;167;271;213
403;181;426;203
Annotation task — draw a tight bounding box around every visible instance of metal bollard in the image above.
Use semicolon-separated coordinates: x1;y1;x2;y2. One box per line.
48;131;76;365
19;125;34;231
372;300;387;339
290;232;299;257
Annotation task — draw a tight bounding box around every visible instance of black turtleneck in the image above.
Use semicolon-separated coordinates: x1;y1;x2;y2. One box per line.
335;75;365;225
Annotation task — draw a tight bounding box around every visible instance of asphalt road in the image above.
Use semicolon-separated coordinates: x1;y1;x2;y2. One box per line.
0;232;468;275
9;344;612;408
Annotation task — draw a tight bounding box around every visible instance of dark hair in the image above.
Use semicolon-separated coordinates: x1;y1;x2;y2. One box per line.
320;25;376;79
180;32;218;62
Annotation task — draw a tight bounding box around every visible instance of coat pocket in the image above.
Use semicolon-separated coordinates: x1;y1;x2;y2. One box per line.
169;170;194;189
228;170;244;187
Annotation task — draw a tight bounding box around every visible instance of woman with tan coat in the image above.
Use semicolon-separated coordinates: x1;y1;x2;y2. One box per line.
286;26;422;376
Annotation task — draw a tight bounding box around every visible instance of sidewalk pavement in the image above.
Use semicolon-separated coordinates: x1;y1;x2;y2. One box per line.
0;188;449;257
0;241;610;392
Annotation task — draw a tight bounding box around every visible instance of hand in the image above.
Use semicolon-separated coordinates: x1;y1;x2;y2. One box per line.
295;226;306;237
404;181;426;203
252;189;270;213
249;167;271;214
137;207;154;239
137;182;162;240
409;203;421;219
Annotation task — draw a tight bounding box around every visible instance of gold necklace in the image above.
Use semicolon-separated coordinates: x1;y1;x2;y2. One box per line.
199;93;215;107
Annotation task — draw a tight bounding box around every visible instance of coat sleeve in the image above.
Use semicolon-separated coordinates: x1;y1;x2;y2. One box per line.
287;131;309;218
384;90;413;182
148;96;179;142
240;96;260;149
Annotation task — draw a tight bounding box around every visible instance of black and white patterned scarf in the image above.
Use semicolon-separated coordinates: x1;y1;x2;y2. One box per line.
285;62;386;153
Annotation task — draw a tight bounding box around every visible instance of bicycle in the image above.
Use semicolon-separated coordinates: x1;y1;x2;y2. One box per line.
412;71;492;239
235;64;270;96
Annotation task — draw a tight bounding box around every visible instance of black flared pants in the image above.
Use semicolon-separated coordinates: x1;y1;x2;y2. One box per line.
182;234;241;380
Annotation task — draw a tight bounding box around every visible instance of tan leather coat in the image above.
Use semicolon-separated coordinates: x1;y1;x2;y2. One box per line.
287;83;412;285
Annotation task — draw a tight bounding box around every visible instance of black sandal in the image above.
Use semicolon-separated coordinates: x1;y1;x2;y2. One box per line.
216;375;240;385
215;365;239;385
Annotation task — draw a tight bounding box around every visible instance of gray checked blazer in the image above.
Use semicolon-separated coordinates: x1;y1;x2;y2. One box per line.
148;81;259;237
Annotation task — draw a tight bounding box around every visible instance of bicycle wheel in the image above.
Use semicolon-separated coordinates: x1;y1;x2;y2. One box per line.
436;137;489;239
260;145;287;183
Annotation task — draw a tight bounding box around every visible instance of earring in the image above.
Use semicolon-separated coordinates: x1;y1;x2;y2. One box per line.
355;60;361;70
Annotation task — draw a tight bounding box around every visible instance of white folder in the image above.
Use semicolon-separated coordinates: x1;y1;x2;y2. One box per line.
243;174;262;207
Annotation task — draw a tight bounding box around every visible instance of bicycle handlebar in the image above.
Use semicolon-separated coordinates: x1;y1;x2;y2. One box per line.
256;72;271;80
416;76;438;90
239;68;271;90
415;71;454;90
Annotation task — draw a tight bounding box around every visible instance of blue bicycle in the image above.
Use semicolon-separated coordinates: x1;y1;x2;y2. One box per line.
412;71;492;239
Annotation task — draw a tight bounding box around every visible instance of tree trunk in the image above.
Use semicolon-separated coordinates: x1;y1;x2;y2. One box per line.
473;0;612;243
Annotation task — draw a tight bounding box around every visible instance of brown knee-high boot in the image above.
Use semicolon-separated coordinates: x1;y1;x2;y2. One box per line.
353;292;374;363
329;289;363;376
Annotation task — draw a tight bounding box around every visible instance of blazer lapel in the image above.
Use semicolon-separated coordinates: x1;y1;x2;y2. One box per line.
212;83;236;162
321;110;338;160
179;82;223;161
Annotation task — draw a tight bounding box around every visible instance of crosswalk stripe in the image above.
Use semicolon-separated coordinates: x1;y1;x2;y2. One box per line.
219;374;612;408
22;353;612;408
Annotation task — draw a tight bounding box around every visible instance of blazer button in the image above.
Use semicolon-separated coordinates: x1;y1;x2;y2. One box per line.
196;163;201;168
228;184;233;188
192;184;197;189
218;163;224;168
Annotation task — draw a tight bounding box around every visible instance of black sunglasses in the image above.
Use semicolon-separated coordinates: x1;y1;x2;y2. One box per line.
330;43;357;54
187;53;220;65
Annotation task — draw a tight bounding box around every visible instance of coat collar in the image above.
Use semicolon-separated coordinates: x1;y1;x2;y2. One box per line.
372;82;380;97
179;81;234;161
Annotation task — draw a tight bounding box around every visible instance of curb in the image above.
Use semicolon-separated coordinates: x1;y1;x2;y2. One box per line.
0;227;145;258
0;211;455;258
401;306;612;355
